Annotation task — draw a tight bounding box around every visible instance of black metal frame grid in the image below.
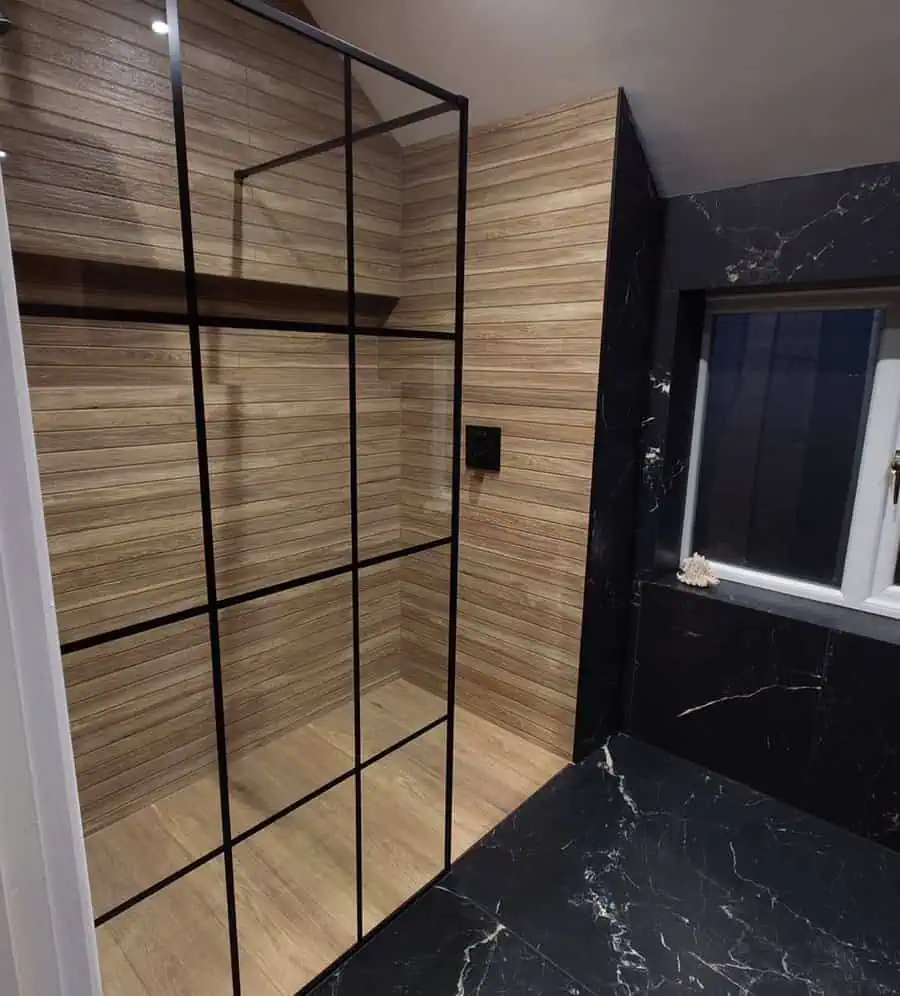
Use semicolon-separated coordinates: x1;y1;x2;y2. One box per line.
28;2;468;994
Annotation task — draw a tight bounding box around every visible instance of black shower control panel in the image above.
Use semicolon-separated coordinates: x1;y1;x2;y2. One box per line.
465;425;501;472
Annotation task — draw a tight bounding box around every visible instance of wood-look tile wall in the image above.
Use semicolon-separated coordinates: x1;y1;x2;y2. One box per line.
4;0;412;835
392;96;617;757
8;0;618;829
24;317;404;833
2;0;401;297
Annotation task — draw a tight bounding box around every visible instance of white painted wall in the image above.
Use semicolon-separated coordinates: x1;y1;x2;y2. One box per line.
0;168;101;996
0;867;21;996
308;0;900;194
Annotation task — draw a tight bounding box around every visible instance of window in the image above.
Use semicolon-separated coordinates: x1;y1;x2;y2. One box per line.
682;292;900;619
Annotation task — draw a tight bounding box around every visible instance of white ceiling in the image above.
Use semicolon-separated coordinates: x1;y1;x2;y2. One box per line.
305;0;900;195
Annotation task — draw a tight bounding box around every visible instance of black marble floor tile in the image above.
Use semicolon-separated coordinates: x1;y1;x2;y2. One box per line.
447;735;900;995
308;884;586;996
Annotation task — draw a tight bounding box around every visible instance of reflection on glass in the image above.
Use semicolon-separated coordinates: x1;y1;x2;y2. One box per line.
97;860;236;996
202;328;351;597
356;337;452;560
68;618;220;919
220;574;355;835
395;340;453;548
360;546;449;759
180;0;349;307
233;781;357;993
695;309;876;585
6;0;180;311
362;725;446;932
354;93;461;331
23;318;203;642
356;336;402;558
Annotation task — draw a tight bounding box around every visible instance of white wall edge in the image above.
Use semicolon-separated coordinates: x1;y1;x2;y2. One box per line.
0;168;102;996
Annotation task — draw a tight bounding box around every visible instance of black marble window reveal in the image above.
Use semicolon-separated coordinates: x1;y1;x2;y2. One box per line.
692;307;878;585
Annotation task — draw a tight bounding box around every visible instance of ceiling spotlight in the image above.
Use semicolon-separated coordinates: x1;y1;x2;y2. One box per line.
0;151;7;160
151;20;169;34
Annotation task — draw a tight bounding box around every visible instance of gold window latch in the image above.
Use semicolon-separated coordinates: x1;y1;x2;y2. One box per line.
891;451;900;506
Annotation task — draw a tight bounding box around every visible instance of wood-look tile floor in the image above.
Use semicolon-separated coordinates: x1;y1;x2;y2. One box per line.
89;679;566;996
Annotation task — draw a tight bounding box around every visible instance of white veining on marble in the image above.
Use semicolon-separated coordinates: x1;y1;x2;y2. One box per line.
455;922;505;996
439;735;900;996
598;740;640;819
676;683;823;718
690;174;899;285
570;876;648;994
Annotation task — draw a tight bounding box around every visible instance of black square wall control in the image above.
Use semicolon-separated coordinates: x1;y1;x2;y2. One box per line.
465;425;501;471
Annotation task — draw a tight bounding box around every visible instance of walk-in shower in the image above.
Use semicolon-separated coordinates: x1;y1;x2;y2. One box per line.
6;0;468;991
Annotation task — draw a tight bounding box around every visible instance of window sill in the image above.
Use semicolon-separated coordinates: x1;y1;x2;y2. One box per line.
646;572;900;647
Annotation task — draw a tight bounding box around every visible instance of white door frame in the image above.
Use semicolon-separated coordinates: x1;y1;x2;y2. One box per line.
0;168;102;996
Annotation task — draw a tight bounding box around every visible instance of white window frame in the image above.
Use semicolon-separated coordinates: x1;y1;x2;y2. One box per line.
681;289;900;620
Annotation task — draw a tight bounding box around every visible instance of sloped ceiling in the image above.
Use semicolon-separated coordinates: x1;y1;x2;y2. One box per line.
305;0;900;196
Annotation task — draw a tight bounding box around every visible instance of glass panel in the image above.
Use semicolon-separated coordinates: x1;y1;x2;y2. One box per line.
694;309;877;585
360;546;450;760
202;327;351;597
6;0;185;311
221;575;354;835
357;336;453;560
67;618;220;918
351;73;459;331
397;339;453;547
375;119;461;335
233;780;357;993
96;860;252;995
19;315;211;919
23;318;203;642
362;725;446;933
180;0;349;322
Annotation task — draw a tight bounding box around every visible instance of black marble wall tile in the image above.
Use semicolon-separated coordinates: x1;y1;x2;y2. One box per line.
670;166;900;292
806;631;900;850
629;582;827;808
574;91;664;759
625;160;900;851
629;580;900;851
636;162;900;577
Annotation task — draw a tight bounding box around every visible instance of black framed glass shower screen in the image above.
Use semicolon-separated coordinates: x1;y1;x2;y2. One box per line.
14;0;469;993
